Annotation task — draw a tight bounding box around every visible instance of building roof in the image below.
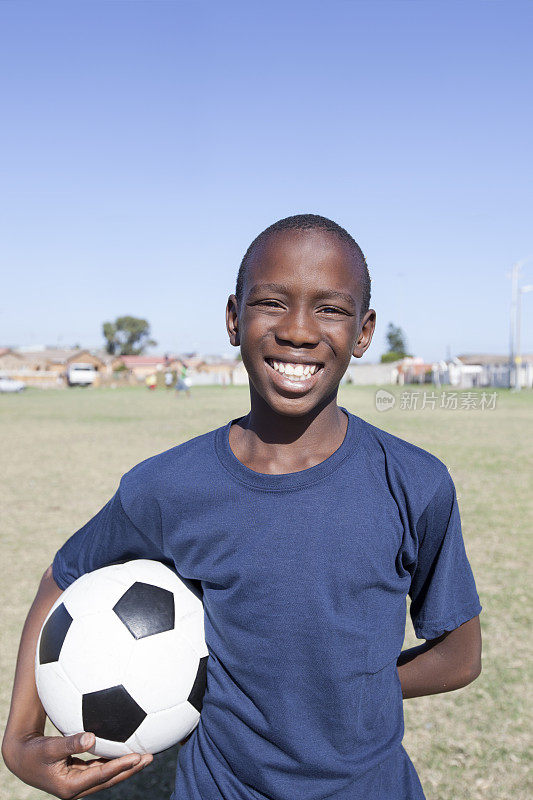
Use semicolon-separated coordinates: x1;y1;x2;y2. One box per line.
90;349;119;364
457;353;533;366
12;347;104;365
0;348;26;362
197;360;238;371
114;355;181;369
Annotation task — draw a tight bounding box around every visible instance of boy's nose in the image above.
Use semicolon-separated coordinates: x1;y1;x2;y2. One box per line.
274;307;321;348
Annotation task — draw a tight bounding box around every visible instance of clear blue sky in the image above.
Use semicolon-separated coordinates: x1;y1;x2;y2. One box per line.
1;0;531;362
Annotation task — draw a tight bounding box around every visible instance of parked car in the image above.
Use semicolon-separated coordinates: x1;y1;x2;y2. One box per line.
0;376;26;393
66;363;97;386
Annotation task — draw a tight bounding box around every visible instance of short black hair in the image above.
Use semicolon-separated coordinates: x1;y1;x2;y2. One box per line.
235;213;371;317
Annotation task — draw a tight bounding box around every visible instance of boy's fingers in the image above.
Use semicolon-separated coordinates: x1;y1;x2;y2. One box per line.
70;754;152;798
84;754;153;771
42;732;94;763
65;732;95;756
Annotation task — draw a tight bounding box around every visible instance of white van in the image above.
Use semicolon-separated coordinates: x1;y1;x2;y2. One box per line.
67;363;97;386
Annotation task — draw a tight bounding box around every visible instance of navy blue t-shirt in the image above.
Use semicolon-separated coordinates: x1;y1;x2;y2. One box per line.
53;408;482;800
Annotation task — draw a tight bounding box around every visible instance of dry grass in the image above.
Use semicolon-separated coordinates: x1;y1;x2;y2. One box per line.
0;384;531;799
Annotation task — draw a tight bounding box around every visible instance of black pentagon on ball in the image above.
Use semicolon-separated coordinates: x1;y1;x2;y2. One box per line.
39;603;73;665
113;581;175;639
82;685;147;742
189;655;208;713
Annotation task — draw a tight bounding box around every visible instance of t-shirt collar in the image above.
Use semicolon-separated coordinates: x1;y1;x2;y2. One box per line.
214;406;361;492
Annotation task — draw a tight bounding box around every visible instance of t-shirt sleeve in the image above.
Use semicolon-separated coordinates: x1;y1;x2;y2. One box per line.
408;469;482;640
52;474;168;591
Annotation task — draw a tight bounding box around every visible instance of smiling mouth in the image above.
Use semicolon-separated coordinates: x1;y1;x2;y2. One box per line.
264;357;324;384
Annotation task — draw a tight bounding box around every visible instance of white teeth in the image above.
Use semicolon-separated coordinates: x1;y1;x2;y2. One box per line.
269;360;321;379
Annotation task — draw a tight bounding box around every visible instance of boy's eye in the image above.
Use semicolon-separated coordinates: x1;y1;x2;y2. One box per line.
255;301;346;314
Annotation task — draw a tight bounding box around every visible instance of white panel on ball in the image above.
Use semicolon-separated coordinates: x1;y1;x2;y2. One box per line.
178;610;208;657
123;731;145;755
130;702;200;754
59;572;95;618
36;662;83;737
60;611;135;695
63;568;132;618
123;630;199;714
89;737;133;759
122;559;181;593
174;584;203;618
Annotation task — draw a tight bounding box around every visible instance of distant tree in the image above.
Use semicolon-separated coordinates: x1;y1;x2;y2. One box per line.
102;316;157;356
386;323;408;353
380;323;410;363
381;350;405;363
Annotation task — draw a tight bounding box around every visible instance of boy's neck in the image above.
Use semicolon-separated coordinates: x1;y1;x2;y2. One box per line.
228;396;349;475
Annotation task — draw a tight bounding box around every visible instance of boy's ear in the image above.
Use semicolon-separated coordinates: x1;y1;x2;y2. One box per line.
226;294;240;347
352;309;376;359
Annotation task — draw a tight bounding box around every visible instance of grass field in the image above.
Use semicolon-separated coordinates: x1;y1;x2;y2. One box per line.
1;384;531;800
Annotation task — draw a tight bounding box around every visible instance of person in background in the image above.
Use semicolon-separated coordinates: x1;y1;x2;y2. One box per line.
175;363;191;397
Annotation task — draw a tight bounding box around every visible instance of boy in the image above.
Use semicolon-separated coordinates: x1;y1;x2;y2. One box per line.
2;214;482;799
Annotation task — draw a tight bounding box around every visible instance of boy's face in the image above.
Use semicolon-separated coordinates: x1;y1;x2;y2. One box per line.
227;228;376;418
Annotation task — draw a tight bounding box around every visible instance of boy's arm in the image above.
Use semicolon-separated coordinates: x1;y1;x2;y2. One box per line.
2;565;152;799
396;614;482;699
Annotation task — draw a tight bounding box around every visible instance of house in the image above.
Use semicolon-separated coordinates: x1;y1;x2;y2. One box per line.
342;358;405;386
0;348;27;372
457;353;533;389
231;360;249;385
185;356;238;386
17;347;105;371
433;354;533;389
88;350;120;377
1;347;107;387
178;353;205;371
111;354;183;384
46;350;106;382
395;357;435;385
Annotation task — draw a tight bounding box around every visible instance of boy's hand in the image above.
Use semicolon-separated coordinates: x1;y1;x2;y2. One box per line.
4;731;153;799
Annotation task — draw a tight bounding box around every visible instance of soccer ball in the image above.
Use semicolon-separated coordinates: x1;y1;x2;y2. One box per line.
35;559;208;759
